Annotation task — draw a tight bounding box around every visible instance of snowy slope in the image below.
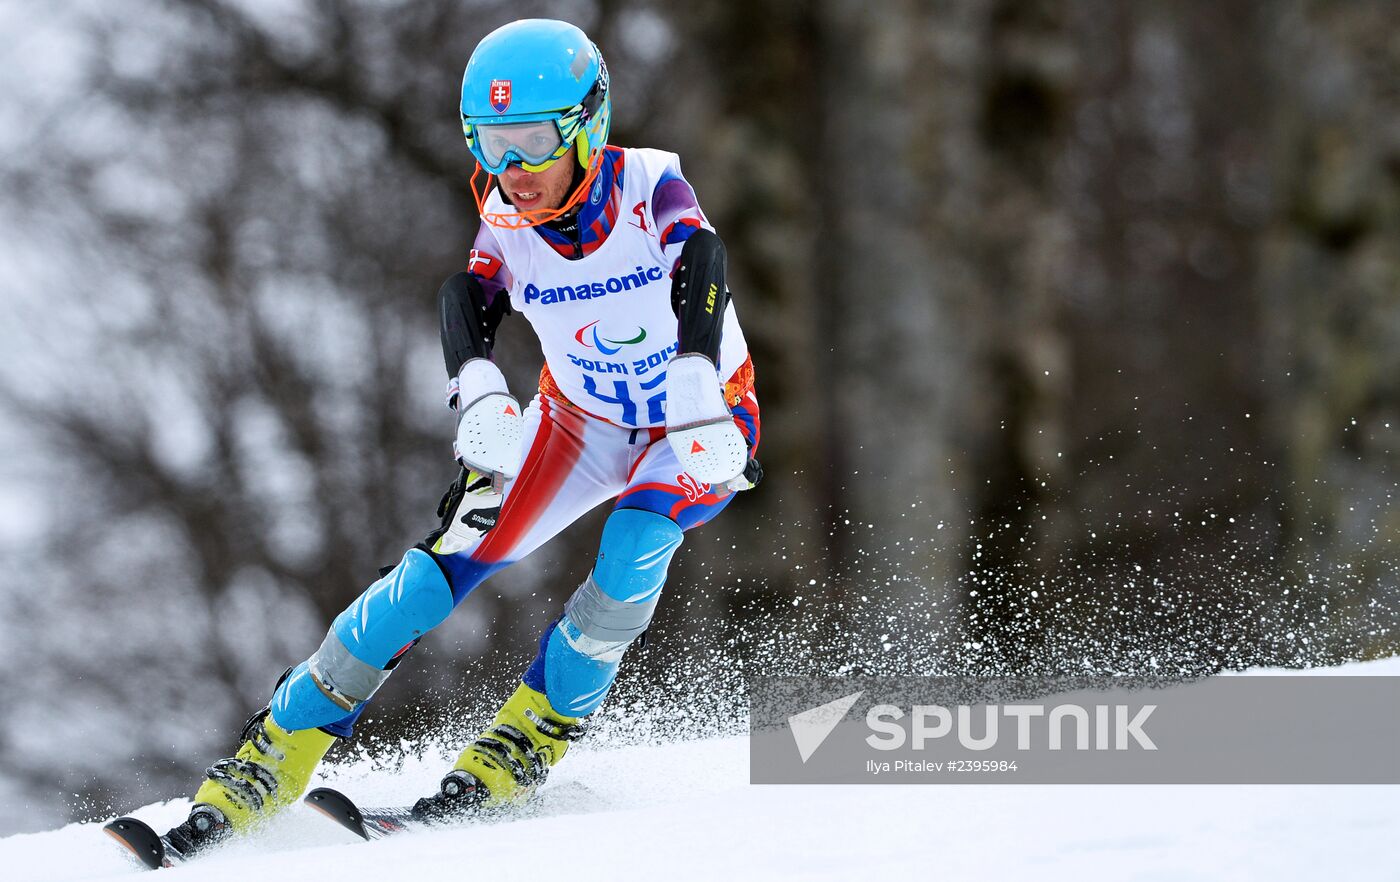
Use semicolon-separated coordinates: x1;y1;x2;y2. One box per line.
6;659;1400;882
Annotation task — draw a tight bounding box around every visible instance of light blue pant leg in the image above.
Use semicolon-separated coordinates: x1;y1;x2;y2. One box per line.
539;508;684;716
270;548;454;731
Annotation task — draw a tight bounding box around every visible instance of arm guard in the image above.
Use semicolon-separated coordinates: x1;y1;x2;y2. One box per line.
670;229;730;361
438;271;511;377
438;271;523;478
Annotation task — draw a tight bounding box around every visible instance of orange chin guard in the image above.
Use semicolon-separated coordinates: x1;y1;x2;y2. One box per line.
470;160;603;231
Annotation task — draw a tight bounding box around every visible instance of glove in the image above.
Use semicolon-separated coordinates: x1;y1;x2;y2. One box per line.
451;358;523;481
723;456;764;494
431;466;503;555
665;353;748;484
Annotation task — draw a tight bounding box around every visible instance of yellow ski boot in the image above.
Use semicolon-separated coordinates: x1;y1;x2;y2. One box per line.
162;707;335;860
413;682;584;820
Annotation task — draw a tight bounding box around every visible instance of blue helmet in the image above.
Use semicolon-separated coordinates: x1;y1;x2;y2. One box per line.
460;19;611;177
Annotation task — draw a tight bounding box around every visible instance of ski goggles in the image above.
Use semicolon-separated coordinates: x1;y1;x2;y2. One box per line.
466;118;570;174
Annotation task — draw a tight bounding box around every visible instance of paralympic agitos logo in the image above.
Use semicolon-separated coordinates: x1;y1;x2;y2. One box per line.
575;320;647;355
522;265;667;305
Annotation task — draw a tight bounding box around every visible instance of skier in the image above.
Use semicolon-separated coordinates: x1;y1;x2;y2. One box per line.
136;18;760;861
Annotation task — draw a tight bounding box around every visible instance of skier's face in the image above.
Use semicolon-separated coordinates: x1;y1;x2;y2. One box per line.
498;145;577;214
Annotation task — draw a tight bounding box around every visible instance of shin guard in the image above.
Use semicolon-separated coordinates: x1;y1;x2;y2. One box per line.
271;549;453;731
543;508;683;715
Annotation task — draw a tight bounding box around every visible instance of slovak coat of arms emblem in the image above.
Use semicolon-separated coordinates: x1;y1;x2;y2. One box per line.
489;79;512;114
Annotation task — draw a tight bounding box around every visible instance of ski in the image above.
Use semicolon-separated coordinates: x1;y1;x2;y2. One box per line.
104;804;230;869
106;782;593;868
305;779;594;842
304;787;417;840
103;816;176;871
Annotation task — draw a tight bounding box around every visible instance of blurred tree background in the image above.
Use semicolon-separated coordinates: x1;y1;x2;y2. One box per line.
3;0;1400;833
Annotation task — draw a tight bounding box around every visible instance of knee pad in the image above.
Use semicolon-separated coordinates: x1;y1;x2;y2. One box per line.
544;509;683;715
271;548;453;731
593;507;686;604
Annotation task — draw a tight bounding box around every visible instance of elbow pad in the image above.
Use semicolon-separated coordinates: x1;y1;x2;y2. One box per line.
671;229;730;361
665;353;747;484
452;358;523;479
